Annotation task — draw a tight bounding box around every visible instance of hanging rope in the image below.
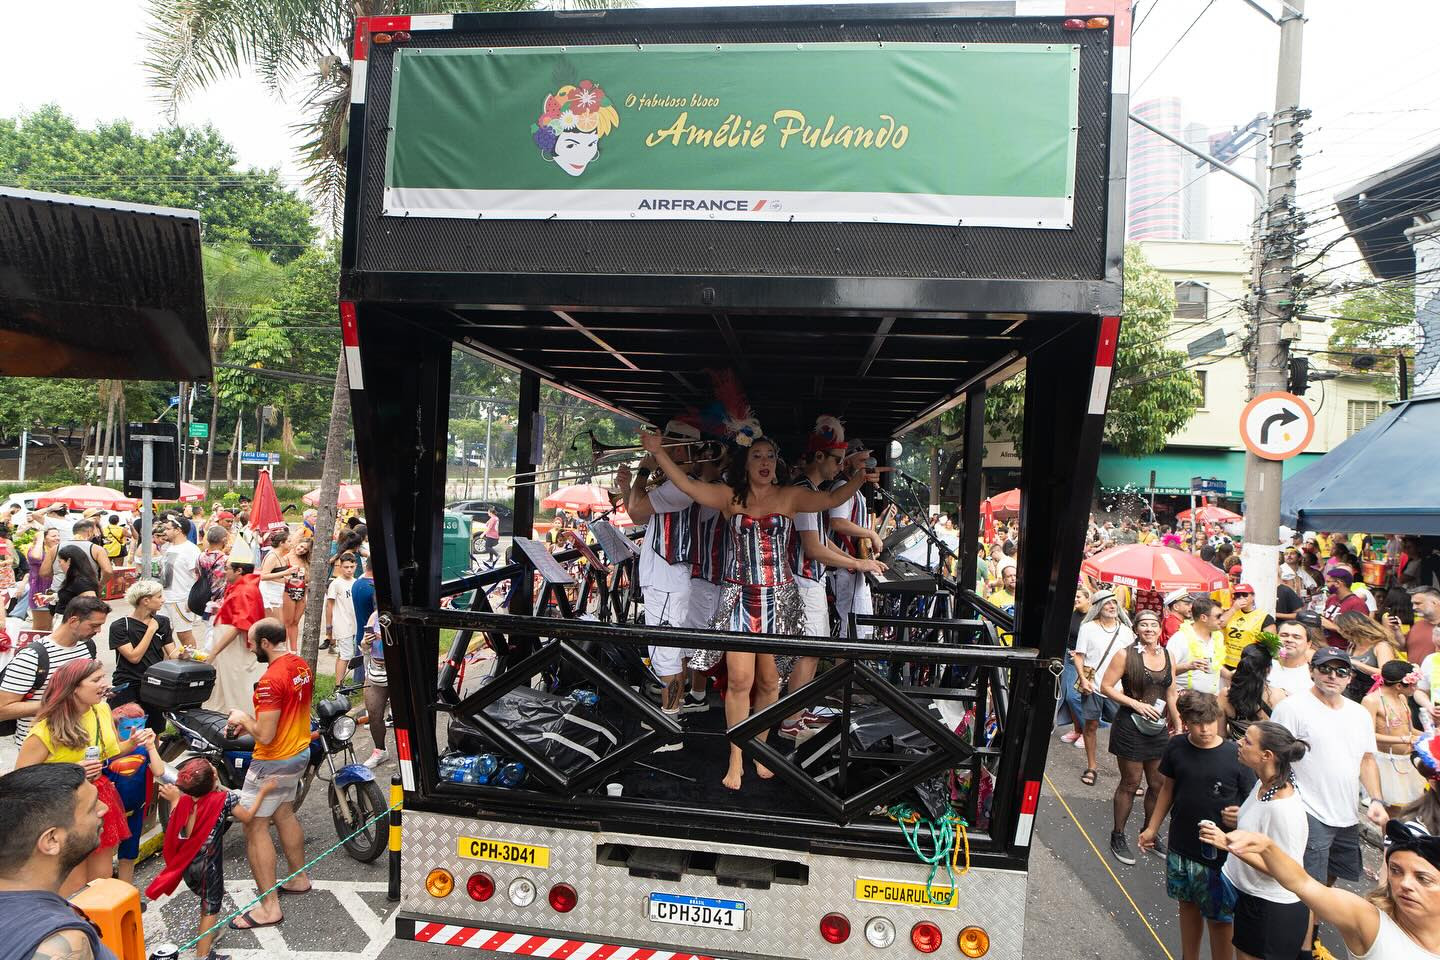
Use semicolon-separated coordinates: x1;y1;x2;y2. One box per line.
886;802;969;906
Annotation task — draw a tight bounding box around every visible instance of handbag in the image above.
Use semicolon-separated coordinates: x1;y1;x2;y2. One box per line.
1074;623;1125;694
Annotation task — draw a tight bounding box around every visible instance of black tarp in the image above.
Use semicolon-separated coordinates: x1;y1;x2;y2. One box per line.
1280;394;1440;534
0;187;210;380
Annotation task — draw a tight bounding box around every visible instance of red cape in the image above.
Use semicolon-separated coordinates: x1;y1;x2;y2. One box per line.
145;790;227;900
214;573;264;631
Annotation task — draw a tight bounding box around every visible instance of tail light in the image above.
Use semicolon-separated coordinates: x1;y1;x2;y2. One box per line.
863;917;896;948
910;921;942;953
466;872;495;902
1062;18;1086;29
548;883;578;913
1087;16;1110;28
425;868;454;898
819;913;851;944
508;877;537;907
959;926;991;958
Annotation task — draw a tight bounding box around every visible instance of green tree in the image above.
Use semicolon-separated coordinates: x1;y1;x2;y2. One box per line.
0;106;315;261
1325;285;1415;397
986;243;1203;457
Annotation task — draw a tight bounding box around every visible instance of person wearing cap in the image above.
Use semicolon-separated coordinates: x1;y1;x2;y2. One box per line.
1162;589;1192;646
827;438;884;641
1270;646;1387;937
616;419;703;733
1221;583;1276;671
1203;817;1440;960
1319;567;1367;648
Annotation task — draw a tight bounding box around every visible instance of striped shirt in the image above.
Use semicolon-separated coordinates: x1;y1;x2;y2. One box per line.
1;638;97;745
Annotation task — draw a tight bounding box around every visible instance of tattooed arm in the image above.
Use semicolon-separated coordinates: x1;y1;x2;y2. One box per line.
32;930;94;960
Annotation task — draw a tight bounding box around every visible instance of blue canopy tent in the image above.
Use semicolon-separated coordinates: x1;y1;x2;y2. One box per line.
1281;394;1440;534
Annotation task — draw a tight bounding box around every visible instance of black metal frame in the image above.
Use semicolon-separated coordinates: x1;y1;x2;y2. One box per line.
341;0;1127;873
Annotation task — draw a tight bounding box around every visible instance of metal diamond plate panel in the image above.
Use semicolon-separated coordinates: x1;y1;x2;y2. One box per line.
401;812;1027;960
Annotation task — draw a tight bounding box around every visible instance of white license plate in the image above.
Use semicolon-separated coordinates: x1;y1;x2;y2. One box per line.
647;893;746;931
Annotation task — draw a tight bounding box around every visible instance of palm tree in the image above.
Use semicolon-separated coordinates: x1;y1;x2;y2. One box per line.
144;0;619;669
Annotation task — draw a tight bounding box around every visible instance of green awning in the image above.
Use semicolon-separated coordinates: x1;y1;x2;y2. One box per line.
1098;449;1326;498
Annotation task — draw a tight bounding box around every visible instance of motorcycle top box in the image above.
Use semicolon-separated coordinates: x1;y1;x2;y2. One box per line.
141;659;217;710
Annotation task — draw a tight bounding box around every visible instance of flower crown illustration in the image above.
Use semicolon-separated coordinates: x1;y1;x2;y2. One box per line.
530;80;620;177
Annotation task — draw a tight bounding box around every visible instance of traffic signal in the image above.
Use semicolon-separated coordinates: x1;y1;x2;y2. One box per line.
1288;356;1309;395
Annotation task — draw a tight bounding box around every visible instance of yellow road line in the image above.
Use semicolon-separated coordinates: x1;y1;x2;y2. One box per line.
1043;773;1177;960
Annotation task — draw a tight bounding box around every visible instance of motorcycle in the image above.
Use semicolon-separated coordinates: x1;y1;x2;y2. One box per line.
152;683;389;863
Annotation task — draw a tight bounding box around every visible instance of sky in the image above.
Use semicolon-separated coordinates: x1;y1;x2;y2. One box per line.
2;0;1437;258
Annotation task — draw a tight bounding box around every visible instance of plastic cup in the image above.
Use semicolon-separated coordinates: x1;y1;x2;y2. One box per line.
605;783;623;797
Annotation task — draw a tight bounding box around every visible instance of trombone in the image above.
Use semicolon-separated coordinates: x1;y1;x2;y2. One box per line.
507;430;722;488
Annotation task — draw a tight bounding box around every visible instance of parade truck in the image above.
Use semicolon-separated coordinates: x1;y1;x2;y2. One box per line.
339;3;1131;959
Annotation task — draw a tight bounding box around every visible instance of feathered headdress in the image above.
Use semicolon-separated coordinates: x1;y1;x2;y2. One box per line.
708;369;764;448
806;415;848;455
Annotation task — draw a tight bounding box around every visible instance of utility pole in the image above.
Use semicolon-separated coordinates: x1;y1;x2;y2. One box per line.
1240;0;1308;615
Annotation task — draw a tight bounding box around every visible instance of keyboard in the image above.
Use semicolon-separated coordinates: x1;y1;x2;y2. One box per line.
867;555;940;594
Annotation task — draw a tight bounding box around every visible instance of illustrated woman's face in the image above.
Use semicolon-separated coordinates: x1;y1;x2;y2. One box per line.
553;132;600;176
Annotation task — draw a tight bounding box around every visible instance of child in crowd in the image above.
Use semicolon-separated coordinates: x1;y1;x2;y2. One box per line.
146;758;276;960
325;553;358;686
105;702;172;885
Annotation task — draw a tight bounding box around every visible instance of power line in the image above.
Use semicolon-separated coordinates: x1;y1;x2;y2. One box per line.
1134;0;1219;92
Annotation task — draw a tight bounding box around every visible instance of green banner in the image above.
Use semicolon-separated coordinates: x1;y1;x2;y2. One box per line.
384;42;1079;228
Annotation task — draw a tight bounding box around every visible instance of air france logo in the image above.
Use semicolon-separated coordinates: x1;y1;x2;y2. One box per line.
634;199;781;212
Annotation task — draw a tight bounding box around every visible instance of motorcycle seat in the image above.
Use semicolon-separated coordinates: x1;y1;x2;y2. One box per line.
174;707;257;752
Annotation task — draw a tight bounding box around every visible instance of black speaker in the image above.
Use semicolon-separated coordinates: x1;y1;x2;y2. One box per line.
123;423;180;501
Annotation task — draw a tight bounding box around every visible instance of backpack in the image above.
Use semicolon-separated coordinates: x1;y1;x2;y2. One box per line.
188;552;225;616
0;637;98;737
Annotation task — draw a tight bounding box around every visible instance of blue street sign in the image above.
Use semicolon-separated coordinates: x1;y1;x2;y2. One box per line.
239;452;280;465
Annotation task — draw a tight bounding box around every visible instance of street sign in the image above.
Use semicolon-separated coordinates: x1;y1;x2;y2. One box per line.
239;452;280;465
1239;391;1315;461
1191;476;1227;496
188;422;209;438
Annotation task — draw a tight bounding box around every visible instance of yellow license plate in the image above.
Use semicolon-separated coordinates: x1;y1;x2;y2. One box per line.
457;837;550;868
854;878;958;909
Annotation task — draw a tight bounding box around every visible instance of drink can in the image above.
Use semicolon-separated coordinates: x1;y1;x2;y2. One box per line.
83;745;102;763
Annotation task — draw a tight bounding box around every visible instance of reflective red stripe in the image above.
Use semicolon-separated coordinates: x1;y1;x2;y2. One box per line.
449;928;481;946
514;937;549;955
588;945;620;960
550;942;583;959
480;932;514;951
414;923;444;942
340;300;359;347
1021;779;1041;815
395;727;413;761
1095;316;1121;368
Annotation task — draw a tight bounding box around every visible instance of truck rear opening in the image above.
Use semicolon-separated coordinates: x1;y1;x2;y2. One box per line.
339;4;1130;959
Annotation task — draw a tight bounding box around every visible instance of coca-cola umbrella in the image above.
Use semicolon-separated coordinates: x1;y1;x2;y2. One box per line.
1081;544;1229;593
1177;505;1243;524
302;482;365;510
250;469;287;533
35;484;136;511
982;488;1021;519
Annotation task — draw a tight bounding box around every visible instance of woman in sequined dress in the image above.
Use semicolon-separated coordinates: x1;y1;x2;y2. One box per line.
641;430;874;790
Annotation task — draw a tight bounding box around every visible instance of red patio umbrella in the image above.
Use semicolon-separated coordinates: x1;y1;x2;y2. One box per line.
1176;505;1242;524
541;484;617;513
156;482;205;504
1081;544;1228;593
35;484;136;511
982;488;1021;519
250;469;286;533
302;482;364;510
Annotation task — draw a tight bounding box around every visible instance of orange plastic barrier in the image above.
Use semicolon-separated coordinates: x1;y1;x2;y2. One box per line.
71;878;145;960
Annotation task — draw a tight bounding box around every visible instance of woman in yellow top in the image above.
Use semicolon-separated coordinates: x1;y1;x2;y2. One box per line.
16;657;155;894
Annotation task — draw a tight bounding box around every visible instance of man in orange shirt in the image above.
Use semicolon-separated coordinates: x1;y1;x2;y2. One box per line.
225;618;313;928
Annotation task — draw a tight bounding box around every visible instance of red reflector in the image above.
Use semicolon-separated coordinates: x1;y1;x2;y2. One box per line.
1087;16;1111;28
1061;18;1087;30
466;872;495;902
819;913;851;944
911;921;942;953
548;883;578;913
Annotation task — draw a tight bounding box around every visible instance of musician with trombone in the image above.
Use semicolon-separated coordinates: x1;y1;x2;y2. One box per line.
826;439;886;641
614;420;708;746
781;420;888;741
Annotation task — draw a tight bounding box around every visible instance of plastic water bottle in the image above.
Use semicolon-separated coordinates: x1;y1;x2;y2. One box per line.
569;689;599;708
473;754;499;785
438;755;466;782
496;761;527;788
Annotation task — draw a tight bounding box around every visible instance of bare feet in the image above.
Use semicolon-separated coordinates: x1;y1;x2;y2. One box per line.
722;766;744;791
755;762;774;780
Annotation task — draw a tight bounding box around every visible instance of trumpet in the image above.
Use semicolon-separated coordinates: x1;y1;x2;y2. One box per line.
507;431;722;488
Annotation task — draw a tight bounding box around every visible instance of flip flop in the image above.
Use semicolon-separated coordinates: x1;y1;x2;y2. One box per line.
1080;769;1097;785
229;910;284;930
278;885;313;896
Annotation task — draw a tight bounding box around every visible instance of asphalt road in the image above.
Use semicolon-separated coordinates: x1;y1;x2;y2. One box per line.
132;719;1370;960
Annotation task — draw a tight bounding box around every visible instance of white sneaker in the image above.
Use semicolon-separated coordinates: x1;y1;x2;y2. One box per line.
364;749;389;769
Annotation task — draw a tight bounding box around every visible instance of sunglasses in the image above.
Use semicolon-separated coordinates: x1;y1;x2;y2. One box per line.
1315;663;1352;678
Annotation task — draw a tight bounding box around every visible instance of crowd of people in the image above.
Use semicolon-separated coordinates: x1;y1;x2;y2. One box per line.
1059;520;1440;960
0;496;390;958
